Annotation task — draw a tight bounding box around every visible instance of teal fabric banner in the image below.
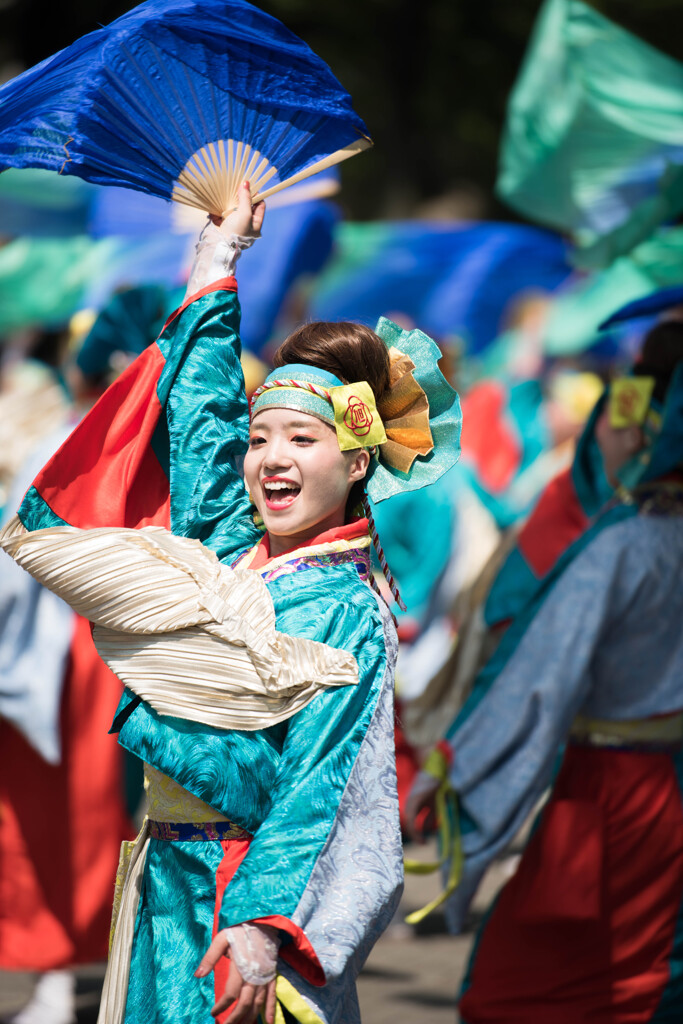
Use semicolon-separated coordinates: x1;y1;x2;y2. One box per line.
498;0;683;267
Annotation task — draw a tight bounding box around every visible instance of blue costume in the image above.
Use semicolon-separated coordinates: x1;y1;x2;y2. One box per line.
433;366;683;1022
1;281;402;1024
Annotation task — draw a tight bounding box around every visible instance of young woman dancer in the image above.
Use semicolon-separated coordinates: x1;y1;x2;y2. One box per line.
1;185;461;1024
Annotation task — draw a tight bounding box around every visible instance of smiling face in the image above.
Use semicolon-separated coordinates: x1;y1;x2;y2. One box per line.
244;407;370;557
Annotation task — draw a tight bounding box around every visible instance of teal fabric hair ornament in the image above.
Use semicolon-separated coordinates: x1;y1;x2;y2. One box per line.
366;317;462;503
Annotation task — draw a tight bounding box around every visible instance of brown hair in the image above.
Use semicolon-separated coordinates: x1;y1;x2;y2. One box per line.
273;321;391;404
637;320;683;402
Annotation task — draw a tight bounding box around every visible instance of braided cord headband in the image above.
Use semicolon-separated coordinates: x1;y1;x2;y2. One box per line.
250;377;388;450
250;377;333;410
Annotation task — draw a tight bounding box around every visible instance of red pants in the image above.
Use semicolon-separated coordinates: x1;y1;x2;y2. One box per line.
0;616;133;969
460;746;683;1023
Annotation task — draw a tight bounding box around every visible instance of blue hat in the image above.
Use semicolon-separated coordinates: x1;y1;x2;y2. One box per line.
599;286;683;331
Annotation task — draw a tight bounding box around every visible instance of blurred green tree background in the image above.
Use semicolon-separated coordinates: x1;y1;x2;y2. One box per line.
1;0;682;219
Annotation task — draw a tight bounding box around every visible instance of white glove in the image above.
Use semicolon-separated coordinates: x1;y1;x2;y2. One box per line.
184;222;257;299
222;922;280;986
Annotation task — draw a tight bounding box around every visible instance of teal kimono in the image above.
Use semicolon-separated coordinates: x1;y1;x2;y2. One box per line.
10;279;403;1024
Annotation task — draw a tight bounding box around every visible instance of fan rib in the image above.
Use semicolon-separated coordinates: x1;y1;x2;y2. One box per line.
204;144;227;212
255;138;372;202
243;147;262;185
194;151;225;212
175;163;215;212
216;140;229;191
147;40;206;154
234;141;247;190
113;43;190;164
172;135;372;215
249;156;275;195
192;149;224;212
251;165;278;195
169;139;257;215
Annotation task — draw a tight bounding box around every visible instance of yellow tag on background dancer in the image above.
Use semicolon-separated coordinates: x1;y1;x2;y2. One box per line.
330;381;387;451
609;377;655;428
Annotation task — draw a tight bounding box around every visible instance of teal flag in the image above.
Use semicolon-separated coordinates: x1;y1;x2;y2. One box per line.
544;226;683;355
0;237;118;331
0;234;189;332
497;0;683;268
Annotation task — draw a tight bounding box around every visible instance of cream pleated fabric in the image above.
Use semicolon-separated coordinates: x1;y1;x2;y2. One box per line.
0;516;358;730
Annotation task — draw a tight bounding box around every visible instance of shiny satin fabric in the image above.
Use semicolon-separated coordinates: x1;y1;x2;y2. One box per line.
0;516;359;731
5;282;402;1023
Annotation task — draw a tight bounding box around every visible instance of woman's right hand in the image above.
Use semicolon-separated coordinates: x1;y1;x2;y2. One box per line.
196;930;277;1023
213;180;266;239
185;181;266;298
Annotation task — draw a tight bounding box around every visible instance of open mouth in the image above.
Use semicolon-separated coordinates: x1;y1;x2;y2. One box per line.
262;479;301;510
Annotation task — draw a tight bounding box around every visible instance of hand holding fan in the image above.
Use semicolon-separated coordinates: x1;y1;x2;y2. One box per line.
0;0;371;217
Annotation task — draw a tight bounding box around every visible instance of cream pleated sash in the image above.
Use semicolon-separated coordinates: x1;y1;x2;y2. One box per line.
0;516;358;730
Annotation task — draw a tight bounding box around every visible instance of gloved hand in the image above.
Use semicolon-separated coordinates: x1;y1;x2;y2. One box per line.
223;922;280;986
184;181;265;298
196;921;280;1024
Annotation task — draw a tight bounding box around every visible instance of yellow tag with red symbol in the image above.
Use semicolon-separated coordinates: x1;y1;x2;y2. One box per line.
330;381;387;450
608;376;655;428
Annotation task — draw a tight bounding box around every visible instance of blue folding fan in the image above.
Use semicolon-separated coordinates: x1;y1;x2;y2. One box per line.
0;0;370;217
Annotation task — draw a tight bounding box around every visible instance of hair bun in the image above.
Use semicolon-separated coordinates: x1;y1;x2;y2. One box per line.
273;321;390;403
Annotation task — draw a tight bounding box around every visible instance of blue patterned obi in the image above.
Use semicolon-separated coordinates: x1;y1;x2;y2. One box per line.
148;819;251;842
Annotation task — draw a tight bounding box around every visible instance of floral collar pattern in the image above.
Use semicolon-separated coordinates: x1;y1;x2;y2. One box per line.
231;520;372;584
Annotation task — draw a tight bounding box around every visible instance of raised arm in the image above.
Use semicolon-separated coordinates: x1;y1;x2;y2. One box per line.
16;186;265;561
154;188;265;556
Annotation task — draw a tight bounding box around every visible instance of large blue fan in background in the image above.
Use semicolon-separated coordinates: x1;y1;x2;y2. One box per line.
0;0;370;217
310;222;571;353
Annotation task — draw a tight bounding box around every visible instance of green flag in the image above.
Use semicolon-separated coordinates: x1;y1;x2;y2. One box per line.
544;226;683;355
497;0;683;268
0;236;119;332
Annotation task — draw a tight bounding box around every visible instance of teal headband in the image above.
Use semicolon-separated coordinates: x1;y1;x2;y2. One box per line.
251;364;389;451
251;364;342;425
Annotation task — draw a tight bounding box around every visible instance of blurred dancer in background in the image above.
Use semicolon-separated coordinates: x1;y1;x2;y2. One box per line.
0;287;181;1024
393;365;601;828
408;313;683;1022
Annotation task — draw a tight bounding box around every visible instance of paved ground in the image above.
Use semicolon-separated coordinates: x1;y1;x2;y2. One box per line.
357;844;511;1024
0;842;511;1023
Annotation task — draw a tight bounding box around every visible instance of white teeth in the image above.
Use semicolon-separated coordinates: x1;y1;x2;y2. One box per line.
264;481;298;490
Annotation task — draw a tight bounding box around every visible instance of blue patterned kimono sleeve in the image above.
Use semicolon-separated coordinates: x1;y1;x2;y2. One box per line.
154;285;261;558
218;570;403;1015
447;520;648;897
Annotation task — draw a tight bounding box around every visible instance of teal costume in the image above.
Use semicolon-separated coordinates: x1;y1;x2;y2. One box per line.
5;282;404;1024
